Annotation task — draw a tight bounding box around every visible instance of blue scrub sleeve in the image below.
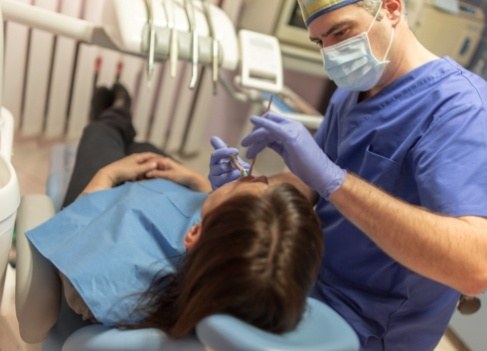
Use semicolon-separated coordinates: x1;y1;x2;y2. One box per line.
412;102;487;216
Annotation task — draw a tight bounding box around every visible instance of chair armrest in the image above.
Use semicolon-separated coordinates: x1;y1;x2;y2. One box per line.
15;194;61;343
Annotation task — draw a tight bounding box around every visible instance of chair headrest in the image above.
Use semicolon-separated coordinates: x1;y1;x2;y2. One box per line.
196;297;360;351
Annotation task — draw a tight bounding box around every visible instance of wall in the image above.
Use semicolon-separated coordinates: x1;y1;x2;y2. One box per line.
466;0;487;78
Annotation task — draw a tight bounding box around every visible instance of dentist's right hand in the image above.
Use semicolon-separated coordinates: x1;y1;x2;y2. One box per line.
241;113;346;199
208;136;250;189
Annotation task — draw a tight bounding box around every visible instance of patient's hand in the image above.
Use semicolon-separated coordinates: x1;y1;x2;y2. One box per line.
83;153;159;193
145;156;212;192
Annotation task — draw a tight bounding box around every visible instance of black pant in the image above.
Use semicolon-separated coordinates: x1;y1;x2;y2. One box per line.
62;107;167;207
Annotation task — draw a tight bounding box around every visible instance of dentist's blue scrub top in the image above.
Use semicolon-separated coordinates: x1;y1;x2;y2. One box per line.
26;179;206;326
312;57;487;350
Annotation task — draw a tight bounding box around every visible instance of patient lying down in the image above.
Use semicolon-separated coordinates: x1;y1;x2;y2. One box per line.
25;87;323;338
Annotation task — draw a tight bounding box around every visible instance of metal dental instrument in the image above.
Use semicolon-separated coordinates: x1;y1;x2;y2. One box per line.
162;0;178;78
211;136;248;177
210;39;219;93
183;0;198;89
144;0;157;85
248;95;274;176
230;155;248;177
202;0;219;94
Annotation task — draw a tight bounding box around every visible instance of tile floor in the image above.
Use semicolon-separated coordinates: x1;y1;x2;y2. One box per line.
0;136;466;350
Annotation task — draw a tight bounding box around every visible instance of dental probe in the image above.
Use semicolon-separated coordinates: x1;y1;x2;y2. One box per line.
248;95;274;176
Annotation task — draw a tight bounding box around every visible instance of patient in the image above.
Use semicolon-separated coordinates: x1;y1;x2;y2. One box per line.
25;84;324;339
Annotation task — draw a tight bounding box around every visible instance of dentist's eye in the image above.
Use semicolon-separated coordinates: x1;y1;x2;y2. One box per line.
333;28;349;38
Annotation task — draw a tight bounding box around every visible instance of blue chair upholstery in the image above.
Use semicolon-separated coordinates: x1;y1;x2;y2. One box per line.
57;297;359;351
196;297;359;351
62;325;204;351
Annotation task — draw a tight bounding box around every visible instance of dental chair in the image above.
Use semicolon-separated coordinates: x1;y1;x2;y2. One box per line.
15;194;360;351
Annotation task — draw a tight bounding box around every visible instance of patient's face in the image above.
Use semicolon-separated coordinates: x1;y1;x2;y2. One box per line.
202;176;270;216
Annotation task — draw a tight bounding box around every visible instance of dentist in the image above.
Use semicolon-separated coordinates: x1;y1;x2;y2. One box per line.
210;0;487;350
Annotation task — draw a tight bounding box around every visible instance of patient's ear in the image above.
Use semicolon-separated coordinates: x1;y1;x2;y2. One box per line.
184;224;202;250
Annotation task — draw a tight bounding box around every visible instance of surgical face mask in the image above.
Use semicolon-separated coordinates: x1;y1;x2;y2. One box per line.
321;3;395;91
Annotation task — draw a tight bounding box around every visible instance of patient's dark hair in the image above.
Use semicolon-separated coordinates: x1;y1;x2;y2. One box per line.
131;183;323;338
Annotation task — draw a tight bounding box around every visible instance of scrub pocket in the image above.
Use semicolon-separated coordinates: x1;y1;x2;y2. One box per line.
360;146;401;192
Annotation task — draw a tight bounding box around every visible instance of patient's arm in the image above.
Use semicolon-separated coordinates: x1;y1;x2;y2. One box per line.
82;152;160;194
83;153;211;194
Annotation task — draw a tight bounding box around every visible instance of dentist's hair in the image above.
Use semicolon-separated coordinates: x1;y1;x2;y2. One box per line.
357;0;383;19
131;183;323;338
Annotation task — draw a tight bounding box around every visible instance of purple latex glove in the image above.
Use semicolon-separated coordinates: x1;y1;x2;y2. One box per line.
241;113;346;199
209;136;250;189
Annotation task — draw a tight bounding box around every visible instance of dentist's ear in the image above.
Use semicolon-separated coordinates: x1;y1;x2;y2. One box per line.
384;0;402;24
184;224;202;250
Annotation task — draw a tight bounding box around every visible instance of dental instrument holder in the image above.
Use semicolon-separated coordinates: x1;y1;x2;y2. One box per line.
1;0;284;96
0;0;239;90
138;0;220;90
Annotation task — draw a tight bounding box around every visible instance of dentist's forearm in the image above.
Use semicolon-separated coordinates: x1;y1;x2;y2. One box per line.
330;173;487;295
